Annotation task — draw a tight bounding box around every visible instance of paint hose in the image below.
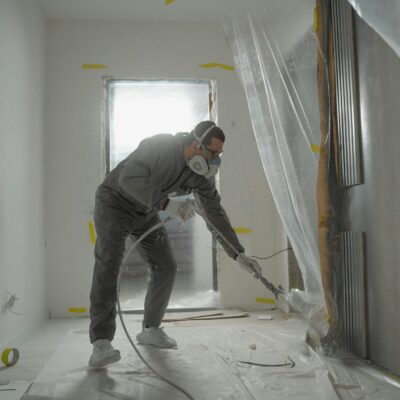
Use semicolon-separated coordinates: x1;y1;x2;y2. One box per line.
116;216;194;400
116;206;286;399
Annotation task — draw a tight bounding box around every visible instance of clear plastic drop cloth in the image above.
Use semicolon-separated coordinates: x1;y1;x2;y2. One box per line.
225;1;327;338
24;315;400;399
346;0;400;57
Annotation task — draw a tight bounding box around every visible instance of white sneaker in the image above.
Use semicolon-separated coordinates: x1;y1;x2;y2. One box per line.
136;327;177;348
88;339;121;367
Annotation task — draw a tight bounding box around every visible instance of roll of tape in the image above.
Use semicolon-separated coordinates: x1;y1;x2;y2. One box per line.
1;348;19;367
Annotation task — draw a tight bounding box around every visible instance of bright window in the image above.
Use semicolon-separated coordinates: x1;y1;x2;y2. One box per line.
107;79;212;170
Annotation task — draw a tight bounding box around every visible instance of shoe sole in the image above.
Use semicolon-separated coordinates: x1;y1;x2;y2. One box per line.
88;350;121;368
137;342;177;349
136;336;177;349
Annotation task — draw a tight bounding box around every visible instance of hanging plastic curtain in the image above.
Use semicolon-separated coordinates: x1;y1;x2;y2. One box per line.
225;0;329;340
346;0;400;57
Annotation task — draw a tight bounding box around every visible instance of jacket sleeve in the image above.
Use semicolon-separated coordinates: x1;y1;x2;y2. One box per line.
193;178;244;259
117;137;166;211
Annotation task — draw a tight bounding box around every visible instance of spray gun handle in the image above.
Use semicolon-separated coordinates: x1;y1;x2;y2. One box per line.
194;198;286;302
251;260;263;279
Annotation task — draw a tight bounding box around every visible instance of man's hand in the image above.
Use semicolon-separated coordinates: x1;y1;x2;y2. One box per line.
164;198;196;223
236;253;262;278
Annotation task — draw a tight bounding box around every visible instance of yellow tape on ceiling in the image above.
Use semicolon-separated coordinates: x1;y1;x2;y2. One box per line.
165;0;176;4
81;64;109;69
200;63;235;71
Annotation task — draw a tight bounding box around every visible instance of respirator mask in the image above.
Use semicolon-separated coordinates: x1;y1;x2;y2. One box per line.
188;123;222;179
188;154;221;179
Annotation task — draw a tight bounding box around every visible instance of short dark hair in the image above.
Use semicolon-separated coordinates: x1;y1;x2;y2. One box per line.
178;121;225;146
191;120;225;146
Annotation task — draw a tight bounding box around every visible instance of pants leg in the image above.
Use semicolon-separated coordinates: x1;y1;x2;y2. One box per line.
132;214;177;328
89;189;132;343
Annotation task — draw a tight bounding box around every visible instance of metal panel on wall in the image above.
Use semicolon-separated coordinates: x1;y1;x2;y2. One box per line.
345;13;400;375
341;231;367;358
331;0;362;188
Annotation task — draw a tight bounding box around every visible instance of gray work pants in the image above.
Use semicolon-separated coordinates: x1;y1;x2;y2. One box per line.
89;186;177;343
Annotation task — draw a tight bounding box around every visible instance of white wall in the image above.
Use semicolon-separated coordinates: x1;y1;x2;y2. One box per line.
0;0;47;346
46;20;287;317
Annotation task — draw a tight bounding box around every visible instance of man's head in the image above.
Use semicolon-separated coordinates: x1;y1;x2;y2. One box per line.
184;121;225;161
183;121;225;179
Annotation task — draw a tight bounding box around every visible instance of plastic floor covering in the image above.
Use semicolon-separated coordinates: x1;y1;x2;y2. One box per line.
19;314;400;400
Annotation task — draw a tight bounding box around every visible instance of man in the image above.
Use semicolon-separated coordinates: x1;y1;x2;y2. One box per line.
89;120;261;367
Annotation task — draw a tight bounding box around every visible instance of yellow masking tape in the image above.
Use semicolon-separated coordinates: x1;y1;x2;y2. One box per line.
233;227;252;234
200;63;235;71
1;348;19;367
165;0;176;4
255;297;276;305
81;64;109;70
88;221;96;244
69;307;88;313
311;143;321;153
313;7;319;32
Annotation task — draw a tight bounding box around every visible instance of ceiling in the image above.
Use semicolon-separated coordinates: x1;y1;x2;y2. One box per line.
38;0;314;53
38;0;255;22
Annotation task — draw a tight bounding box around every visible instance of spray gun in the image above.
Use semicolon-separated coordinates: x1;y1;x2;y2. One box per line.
252;265;285;300
164;195;286;301
227;244;285;300
191;196;286;302
116;199;286;400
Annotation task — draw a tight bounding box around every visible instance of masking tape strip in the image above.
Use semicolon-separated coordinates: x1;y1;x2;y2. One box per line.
311;143;321;153
255;297;276;305
82;64;109;70
233;227;252;234
88;221;96;244
69;307;88;313
165;0;176;4
1;348;19;367
313;7;319;32
199;63;235;71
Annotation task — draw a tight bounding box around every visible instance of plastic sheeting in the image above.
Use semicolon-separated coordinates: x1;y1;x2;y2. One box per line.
225;0;328;339
346;0;400;58
24;314;400;399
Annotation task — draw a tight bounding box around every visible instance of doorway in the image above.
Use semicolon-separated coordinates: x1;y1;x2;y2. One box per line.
104;78;219;311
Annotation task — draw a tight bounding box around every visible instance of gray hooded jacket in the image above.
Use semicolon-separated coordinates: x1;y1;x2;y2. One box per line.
101;133;244;259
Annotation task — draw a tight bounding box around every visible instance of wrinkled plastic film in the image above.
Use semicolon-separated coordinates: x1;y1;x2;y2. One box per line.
346;0;400;57
225;2;329;339
28;319;400;399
